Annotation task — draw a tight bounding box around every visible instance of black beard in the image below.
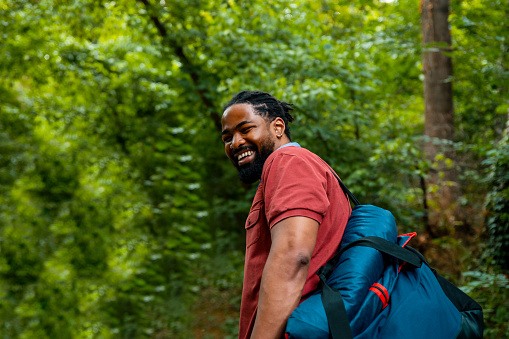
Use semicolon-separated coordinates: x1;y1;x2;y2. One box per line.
235;139;275;184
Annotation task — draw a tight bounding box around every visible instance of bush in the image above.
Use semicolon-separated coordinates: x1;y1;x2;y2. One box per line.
484;122;509;270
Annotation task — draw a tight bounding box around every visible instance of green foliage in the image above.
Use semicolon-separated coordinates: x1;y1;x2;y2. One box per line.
485;122;509;270
451;0;508;145
1;0;211;336
0;0;507;337
462;269;509;337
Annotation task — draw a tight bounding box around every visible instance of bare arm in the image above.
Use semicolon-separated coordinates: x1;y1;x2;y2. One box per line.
250;216;319;339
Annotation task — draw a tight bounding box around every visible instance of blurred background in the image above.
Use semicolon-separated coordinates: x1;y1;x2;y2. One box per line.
0;0;507;338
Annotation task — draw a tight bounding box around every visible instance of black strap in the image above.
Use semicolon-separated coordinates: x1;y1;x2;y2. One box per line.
330;236;423;270
319;272;354;339
321;159;360;206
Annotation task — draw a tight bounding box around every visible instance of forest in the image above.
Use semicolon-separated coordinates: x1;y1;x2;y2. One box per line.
0;0;507;338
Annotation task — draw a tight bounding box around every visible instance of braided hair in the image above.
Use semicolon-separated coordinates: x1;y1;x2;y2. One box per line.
223;91;295;140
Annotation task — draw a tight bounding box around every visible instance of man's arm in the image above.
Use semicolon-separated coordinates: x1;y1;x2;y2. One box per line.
250;216;319;339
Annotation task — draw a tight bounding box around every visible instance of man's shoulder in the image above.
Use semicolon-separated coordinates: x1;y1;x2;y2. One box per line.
273;144;318;159
263;145;326;174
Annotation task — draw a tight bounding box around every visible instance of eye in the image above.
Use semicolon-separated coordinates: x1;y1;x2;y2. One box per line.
222;135;232;144
241;126;253;134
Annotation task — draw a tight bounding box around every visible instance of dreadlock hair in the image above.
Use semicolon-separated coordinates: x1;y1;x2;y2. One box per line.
223;91;295;140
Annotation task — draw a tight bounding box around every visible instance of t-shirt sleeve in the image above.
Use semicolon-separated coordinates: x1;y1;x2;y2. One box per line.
262;152;330;228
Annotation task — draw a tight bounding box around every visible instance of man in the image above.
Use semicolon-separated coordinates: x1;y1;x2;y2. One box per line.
221;91;351;339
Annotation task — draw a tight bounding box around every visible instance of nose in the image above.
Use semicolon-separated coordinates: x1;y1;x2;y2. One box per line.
231;132;245;150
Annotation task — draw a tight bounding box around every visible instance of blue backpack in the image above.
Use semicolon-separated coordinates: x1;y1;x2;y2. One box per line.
285;170;483;339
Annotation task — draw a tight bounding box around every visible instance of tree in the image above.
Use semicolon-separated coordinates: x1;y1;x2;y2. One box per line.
421;0;459;236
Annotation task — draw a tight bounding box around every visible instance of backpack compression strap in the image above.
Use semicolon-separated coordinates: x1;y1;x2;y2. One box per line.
332;236;423;269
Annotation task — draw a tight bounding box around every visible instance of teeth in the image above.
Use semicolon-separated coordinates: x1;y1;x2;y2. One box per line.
237;151;254;160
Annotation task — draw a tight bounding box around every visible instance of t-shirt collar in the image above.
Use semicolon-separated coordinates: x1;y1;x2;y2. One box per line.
276;142;301;150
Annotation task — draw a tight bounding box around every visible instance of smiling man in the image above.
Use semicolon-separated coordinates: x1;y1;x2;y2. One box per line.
221;91;351;339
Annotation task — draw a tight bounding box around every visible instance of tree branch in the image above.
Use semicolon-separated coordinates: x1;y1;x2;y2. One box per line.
138;0;222;131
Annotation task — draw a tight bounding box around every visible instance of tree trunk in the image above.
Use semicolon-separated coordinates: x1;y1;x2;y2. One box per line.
421;0;460;236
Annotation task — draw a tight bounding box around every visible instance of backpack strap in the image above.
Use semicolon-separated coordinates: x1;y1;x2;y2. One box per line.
321;159;361;206
318;271;354;339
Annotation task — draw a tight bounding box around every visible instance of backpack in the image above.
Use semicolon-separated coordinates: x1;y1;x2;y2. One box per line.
284;169;484;339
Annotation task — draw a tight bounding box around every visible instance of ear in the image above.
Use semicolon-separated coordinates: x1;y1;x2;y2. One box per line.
271;117;286;139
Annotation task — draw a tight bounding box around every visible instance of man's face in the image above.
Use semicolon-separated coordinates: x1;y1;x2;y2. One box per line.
221;104;276;184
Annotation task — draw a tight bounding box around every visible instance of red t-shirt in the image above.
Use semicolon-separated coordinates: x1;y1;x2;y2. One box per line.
239;145;351;339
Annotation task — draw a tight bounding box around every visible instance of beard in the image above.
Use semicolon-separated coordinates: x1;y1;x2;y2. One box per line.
235;138;275;184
